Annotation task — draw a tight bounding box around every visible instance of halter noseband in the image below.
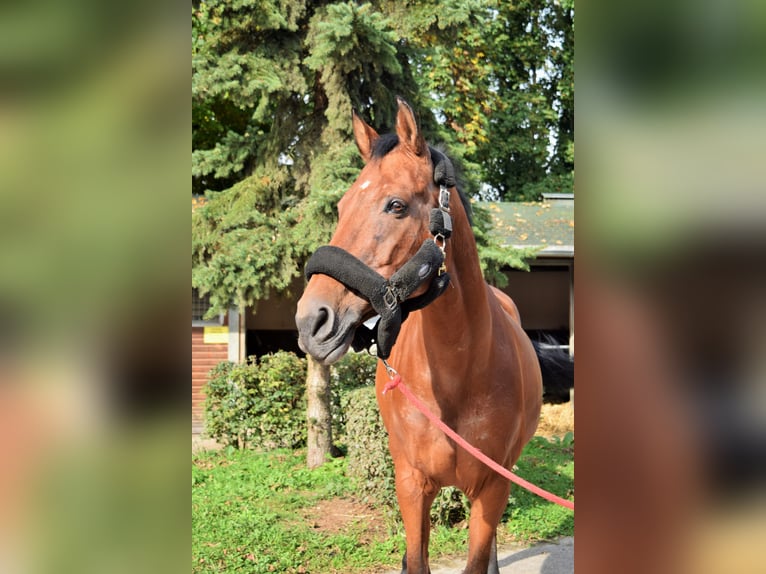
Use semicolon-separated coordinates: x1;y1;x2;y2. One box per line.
304;149;456;360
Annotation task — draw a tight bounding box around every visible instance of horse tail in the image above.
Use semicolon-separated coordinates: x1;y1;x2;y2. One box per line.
532;338;574;404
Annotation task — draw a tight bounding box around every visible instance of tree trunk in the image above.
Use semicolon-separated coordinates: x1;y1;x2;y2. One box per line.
306;355;333;469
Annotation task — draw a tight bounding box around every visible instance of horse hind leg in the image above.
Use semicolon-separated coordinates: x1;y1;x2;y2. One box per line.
463;477;510;574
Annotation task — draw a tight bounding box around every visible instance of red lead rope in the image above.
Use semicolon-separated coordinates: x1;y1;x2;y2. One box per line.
382;373;575;511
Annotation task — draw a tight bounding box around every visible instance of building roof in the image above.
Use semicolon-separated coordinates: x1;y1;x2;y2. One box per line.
477;198;574;258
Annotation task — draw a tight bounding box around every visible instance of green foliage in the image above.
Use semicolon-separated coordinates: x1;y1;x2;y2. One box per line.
342;386;398;511
330;351;378;441
519;172;575;201
204;362;248;448
192;168;305;316
503;434;575;541
204;349;378;453
399;0;575;201
304;2;403;138
481;0;574;200
430;486;470;527
204;352;308;449
192;0;307;193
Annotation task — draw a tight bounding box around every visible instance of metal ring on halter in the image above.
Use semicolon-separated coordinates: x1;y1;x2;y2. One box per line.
432;234;447;275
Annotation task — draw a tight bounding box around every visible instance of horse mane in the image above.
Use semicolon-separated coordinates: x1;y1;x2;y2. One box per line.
370;132;400;159
370;133;473;227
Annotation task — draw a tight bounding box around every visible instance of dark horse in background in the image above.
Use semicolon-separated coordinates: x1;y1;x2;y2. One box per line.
296;98;571;574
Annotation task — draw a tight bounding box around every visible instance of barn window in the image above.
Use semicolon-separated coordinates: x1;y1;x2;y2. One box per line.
192;289;224;326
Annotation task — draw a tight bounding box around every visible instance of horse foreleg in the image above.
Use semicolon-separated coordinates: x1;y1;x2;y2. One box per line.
464;477;510;574
395;464;438;574
487;534;499;574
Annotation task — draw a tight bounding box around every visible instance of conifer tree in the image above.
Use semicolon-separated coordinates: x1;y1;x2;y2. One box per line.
193;1;421;308
193;0;421;466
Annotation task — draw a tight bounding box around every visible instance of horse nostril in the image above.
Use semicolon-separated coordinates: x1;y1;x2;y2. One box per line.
311;305;335;339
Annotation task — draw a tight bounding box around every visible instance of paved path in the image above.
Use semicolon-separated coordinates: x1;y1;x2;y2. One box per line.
383;537;573;574
192;434;222;453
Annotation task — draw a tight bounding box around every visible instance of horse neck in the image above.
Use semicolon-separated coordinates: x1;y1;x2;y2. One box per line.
418;196;492;350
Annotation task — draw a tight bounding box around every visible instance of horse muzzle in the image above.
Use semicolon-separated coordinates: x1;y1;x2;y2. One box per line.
295;283;365;365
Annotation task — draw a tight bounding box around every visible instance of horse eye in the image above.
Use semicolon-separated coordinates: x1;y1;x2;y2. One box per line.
386;199;408;216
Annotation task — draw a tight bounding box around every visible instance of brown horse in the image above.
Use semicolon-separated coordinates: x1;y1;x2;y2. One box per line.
296;98;542;574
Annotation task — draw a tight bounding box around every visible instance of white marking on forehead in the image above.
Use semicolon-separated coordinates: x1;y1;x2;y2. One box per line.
359;179;372;190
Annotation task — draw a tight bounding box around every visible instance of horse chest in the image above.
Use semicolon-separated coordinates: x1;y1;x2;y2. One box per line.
381;386;513;485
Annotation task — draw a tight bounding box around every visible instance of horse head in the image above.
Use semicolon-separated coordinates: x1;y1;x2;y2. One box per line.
296;97;446;365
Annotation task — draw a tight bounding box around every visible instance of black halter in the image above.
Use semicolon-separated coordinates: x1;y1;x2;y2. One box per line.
304;150;456;360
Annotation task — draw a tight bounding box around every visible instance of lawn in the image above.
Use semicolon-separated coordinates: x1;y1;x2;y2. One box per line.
192;435;573;574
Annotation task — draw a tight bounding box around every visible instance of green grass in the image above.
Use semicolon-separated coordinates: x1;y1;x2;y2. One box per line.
193;436;574;573
193;448;402;573
501;433;575;543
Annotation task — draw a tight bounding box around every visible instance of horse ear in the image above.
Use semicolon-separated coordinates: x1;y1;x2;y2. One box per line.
395;96;427;157
352;109;379;164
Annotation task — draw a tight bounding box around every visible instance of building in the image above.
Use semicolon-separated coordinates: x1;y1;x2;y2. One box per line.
483;194;574;353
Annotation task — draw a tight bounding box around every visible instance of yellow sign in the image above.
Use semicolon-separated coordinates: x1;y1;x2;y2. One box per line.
203;326;229;344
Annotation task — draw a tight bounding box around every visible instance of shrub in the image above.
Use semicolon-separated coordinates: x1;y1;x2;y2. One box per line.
330;351;378;440
204;361;249;448
342;386;397;511
256;351;309;449
430;486;470;527
343;381;470;527
204;351;307;449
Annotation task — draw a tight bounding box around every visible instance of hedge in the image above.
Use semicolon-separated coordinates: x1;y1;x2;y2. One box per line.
204;351;307;449
204;350;376;449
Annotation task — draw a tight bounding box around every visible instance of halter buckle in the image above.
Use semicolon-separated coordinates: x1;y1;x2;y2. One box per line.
439;185;451;210
383;286;398;310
